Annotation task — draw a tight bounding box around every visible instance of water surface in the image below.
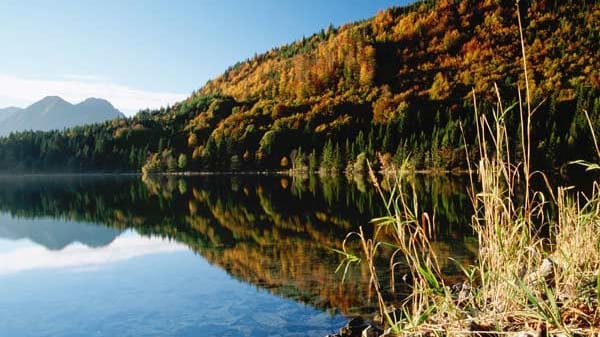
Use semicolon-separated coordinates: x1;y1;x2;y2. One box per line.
0;174;475;336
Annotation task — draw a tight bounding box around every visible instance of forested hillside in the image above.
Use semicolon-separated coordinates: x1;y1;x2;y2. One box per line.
0;0;598;173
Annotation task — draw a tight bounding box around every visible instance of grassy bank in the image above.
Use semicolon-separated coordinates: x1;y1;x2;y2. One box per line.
337;5;599;336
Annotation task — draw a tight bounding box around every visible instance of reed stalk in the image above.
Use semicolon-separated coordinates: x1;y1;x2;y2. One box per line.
337;1;600;335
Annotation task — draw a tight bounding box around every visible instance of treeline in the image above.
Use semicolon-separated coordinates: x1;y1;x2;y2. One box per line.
0;0;598;173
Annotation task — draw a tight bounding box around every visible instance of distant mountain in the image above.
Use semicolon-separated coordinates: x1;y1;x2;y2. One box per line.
0;96;125;136
0;107;22;123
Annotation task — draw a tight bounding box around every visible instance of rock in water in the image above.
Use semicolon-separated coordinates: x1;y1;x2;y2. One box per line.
328;317;384;337
340;317;369;337
361;324;384;337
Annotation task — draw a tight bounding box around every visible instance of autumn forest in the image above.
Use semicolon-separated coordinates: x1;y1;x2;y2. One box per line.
0;0;598;174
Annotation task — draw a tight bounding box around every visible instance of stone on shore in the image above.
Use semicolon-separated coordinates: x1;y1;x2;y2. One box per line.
326;317;384;337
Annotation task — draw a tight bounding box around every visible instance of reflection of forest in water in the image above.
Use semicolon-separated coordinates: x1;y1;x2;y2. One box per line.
0;174;477;315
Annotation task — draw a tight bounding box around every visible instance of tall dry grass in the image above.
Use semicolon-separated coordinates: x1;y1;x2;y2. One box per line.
337;2;600;335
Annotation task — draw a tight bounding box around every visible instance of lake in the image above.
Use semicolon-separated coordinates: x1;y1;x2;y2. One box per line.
0;174;476;336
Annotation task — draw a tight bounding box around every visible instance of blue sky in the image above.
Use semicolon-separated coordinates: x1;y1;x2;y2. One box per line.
0;0;409;115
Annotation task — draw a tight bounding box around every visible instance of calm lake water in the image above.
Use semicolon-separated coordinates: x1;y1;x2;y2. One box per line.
0;174;476;337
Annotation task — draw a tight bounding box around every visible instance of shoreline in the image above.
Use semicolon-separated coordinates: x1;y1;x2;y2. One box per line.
0;168;474;177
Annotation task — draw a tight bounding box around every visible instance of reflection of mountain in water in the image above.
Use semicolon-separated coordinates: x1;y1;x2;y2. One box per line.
0;174;476;315
0;213;122;250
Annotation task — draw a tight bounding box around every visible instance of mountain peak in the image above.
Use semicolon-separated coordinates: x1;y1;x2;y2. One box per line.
78;97;115;108
27;96;72;115
77;98;124;118
39;96;69;104
81;97;109;104
0;107;21;114
0;96;125;135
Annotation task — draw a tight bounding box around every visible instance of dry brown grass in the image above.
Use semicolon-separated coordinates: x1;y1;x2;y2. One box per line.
337;1;600;335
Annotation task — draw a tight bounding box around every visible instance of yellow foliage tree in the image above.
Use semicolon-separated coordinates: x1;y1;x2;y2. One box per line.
429;72;451;100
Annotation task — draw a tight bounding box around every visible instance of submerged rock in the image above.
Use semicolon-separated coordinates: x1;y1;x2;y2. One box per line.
327;317;385;337
361;324;384;337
